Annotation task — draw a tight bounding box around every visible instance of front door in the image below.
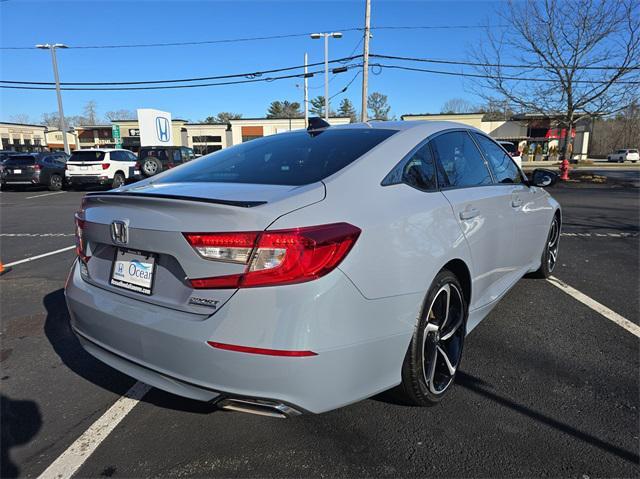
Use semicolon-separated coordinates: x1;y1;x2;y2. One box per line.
431;130;517;311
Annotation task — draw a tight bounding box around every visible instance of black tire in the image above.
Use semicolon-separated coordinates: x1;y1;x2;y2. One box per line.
48;174;63;191
396;269;468;406
111;173;125;189
529;214;561;279
141;158;162;177
0;182;8;191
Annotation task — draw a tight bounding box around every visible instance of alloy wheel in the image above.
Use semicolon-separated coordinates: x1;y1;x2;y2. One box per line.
143;160;157;175
421;283;465;395
547;217;560;272
50;175;62;189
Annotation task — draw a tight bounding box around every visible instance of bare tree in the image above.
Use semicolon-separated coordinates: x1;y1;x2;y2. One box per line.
8;114;32;124
104;109;136;121
82;100;98;125
440;98;477;114
471;0;639;159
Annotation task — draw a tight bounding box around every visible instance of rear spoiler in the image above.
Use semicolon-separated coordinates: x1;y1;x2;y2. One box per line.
85;191;266;208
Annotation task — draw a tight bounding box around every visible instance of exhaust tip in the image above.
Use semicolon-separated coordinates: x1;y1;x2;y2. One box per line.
218;398;302;419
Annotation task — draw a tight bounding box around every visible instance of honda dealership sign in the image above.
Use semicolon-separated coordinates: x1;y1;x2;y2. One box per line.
137;108;173;146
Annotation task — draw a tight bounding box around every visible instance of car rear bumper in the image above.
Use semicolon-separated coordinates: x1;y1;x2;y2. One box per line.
67;175;110;185
65;261;417;414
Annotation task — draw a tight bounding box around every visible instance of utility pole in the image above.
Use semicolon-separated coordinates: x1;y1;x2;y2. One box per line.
304;53;309;127
36;43;70;154
361;0;371;122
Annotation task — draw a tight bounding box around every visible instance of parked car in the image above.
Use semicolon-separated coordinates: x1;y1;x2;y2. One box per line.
137;146;195;178
498;141;522;167
607;148;639;163
1;152;67;190
65;120;561;416
66;149;138;189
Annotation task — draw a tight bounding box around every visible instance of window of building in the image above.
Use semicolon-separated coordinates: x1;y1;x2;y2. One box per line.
472;133;522;184
241;135;262;143
192;135;222;143
431;131;493;188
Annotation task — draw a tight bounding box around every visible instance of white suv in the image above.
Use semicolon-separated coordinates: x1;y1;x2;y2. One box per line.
66;149;138;189
607;149;639;163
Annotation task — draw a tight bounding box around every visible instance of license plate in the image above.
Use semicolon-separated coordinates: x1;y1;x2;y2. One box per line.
110;248;156;295
80;166;88;170
13;169;22;174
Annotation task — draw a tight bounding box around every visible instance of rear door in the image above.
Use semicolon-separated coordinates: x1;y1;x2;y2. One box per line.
66;150;106;177
432;130;517;310
2;155;36;181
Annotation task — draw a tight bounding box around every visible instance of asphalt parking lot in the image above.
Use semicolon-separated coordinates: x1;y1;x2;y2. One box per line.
1;172;638;478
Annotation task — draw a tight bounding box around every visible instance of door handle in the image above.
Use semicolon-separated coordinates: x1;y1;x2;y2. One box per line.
459;208;480;221
511;198;523;208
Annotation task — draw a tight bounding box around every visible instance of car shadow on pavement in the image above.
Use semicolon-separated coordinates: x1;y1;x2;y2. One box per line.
43;288;219;415
455;371;640;465
0;394;42;478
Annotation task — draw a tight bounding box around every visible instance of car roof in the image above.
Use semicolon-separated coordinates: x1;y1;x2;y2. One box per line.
72;148;128;152
330;120;484;136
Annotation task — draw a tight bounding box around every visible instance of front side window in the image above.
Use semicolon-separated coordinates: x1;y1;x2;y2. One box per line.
473;133;522;184
431;131;493;188
155;129;397;186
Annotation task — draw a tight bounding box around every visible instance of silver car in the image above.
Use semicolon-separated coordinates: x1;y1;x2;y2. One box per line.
65;121;561;417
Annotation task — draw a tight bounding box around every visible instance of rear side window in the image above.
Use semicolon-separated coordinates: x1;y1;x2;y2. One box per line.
402;144;437;191
431;131;493;188
473;133;522;184
69;151;105;162
155;129;397;186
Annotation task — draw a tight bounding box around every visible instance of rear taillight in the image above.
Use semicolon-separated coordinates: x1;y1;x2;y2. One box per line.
184;223;361;289
101;163;110;170
33;163;41;171
167;162;175;169
74;214;90;263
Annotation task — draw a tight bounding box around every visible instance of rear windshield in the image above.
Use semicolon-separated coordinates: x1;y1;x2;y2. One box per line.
154;129;397;186
69;151;105;162
4;156;35;166
629;149;638;153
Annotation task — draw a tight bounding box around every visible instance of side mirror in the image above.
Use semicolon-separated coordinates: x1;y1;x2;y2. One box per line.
529;168;558;187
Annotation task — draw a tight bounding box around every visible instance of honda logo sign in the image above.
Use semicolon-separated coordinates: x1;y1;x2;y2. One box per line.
137;108;173;146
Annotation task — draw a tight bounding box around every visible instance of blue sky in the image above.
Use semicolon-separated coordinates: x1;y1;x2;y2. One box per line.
0;0;502;124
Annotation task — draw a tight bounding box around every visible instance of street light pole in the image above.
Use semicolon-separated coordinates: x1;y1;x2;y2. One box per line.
311;32;342;120
304;52;309;127
36;43;70;154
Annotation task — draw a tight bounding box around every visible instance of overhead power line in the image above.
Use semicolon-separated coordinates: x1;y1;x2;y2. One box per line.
370;53;640;71
0;24;516;51
0;55;362;86
372;63;640;85
0;64;363;91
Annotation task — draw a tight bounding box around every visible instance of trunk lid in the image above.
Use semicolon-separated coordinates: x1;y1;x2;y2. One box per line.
67;151;107;176
80;181;325;316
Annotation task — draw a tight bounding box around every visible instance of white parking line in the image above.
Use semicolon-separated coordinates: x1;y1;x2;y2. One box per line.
547;276;640;338
25;191;66;199
4;245;75;267
38;382;151;479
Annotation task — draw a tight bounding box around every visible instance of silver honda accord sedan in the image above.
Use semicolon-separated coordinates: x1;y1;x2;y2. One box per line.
65;120;561;417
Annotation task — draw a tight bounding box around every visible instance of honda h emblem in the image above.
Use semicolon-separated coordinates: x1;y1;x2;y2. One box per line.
111;220;128;245
155;116;170;142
